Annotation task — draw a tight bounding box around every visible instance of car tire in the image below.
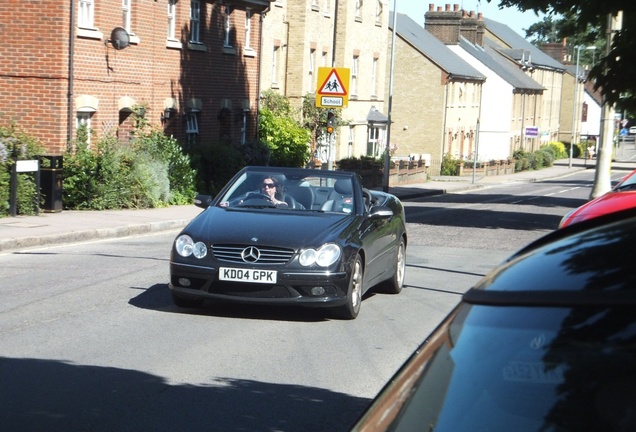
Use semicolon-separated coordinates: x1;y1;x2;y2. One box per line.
382;239;406;294
172;292;204;308
334;255;363;320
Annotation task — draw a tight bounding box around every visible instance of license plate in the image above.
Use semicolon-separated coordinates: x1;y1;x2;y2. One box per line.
219;267;277;284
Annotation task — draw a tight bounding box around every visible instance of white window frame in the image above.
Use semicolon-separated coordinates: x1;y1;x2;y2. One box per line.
367;125;386;158
244;8;252;50
167;0;177;40
76;112;92;145
355;0;362;20
375;0;383;23
272;45;280;87
308;48;316;93
190;0;201;43
371;57;378;97
351;55;359;96
240;111;248;145
368;126;380;157
322;0;331;17
78;0;95;29
122;0;132;34
186;113;199;134
224;6;233;48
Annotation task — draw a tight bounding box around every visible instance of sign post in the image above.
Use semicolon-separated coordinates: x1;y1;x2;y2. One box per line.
315;67;350;108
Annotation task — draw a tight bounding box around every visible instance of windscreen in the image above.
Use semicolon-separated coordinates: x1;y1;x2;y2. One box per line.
391;304;636;431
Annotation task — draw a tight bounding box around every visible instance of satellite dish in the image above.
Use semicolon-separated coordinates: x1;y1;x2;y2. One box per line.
107;27;130;50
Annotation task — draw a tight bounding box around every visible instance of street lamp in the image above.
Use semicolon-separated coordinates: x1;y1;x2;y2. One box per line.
383;0;398;193
569;45;596;168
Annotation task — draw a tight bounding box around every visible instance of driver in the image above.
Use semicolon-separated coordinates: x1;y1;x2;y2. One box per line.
260;177;288;207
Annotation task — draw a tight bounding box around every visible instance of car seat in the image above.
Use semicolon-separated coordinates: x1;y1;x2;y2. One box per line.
321;179;353;212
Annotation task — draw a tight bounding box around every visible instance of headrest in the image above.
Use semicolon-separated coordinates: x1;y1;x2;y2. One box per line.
334;179;353;195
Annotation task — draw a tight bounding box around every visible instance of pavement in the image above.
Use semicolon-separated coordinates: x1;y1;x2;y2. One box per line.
1;157;635;254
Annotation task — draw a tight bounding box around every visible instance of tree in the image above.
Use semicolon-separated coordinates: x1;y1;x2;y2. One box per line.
494;0;635;111
524;15;562;44
258;90;311;167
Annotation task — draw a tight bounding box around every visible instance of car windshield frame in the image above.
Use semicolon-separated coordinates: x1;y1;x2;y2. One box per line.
214;167;361;214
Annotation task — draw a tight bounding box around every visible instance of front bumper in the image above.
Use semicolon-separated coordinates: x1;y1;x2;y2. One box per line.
169;261;351;307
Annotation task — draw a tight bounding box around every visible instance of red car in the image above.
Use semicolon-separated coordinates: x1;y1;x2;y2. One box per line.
559;169;636;228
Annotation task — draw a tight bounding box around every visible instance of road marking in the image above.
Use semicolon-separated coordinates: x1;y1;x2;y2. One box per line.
510;187;581;204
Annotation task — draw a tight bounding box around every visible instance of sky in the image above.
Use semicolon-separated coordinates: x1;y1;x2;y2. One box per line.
395;0;544;38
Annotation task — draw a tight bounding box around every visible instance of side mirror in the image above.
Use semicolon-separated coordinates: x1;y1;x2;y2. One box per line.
194;194;213;209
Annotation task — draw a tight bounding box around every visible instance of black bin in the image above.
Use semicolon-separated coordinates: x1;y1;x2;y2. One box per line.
40;155;63;212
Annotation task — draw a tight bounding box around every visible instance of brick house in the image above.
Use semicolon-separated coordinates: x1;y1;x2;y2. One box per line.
424;4;544;160
482;17;565;149
0;0;272;155
260;0;390;165
388;12;485;170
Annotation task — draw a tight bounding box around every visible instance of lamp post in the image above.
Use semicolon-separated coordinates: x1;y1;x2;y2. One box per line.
569;45;596;168
383;0;398;192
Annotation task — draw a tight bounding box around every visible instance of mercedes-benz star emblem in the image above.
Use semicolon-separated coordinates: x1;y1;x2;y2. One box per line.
242;246;260;263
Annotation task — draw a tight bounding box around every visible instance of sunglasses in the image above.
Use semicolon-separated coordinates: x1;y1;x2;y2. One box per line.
262;183;276;189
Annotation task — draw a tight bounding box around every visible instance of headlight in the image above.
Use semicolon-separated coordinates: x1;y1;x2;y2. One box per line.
175;235;194;257
176;235;208;258
193;241;208;259
299;244;341;267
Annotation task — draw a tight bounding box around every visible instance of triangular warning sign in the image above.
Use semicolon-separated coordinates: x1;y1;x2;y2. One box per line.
318;69;347;96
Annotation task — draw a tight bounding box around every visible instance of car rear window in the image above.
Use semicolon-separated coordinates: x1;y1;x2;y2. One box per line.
392;304;636;431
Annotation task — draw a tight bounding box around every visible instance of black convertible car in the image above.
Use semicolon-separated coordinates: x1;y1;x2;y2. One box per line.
169;166;407;319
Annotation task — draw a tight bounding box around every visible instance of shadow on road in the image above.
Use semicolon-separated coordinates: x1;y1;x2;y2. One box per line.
129;284;378;323
0;357;369;432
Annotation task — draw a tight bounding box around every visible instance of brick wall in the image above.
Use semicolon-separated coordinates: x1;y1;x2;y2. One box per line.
0;0;267;155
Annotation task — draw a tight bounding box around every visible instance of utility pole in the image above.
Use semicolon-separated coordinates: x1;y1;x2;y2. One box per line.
590;12;622;199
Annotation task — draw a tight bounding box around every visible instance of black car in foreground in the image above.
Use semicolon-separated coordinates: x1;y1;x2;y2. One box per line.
169;166;407;319
352;208;636;431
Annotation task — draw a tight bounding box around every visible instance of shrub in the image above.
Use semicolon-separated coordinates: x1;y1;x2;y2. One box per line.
337;156;383;170
440;153;460;176
63;119;197;209
129;129;196;205
564;142;582;158
192;140;246;196
545;141;567;159
513;149;530;172
259;108;311;167
0;124;46;217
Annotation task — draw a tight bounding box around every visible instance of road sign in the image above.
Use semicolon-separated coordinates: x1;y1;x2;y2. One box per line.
316;67;350;108
525;126;539;137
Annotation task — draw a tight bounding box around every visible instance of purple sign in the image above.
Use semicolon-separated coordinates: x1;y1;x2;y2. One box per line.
525;126;539;137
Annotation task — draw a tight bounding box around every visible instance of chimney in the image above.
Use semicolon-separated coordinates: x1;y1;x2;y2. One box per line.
425;3;463;45
425;3;483;46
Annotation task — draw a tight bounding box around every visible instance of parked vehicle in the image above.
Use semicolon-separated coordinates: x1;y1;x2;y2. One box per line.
559;168;636;228
352;208;636;431
169;166;407;319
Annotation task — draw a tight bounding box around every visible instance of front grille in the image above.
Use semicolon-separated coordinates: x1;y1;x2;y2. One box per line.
212;244;294;265
213;281;292;298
